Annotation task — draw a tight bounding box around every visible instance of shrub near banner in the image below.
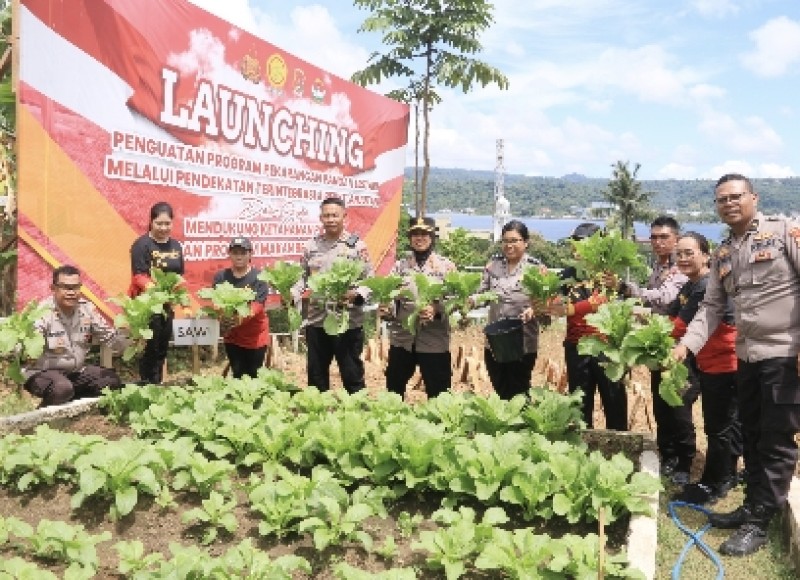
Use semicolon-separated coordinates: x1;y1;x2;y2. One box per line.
16;0;409;316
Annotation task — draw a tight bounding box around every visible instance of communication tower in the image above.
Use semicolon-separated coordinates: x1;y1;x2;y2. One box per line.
492;139;510;241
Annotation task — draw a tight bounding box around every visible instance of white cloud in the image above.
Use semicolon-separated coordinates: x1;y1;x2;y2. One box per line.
188;0;261;34
688;84;726;101
706;160;754;179
510;44;702;108
741;17;800;78
586;99;612;112
190;1;371;80
657;163;698;179
701;161;797;180
690;0;740;18
756;163;796;178
698;110;782;154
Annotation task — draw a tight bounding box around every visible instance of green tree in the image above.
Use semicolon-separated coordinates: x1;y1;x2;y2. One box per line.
352;0;508;216
395;210;412;255
0;0;16;315
438;227;491;269
527;234;573;269
603;161;654;240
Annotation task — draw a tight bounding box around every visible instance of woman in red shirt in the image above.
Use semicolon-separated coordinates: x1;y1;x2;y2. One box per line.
669;232;741;505
212;237;276;379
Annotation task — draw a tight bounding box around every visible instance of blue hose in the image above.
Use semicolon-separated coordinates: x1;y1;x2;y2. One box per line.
668;500;725;580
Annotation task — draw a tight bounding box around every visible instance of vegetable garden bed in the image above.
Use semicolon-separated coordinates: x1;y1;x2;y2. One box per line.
0;372;659;579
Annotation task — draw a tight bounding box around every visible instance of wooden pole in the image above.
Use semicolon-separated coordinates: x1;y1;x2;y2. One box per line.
598;506;606;580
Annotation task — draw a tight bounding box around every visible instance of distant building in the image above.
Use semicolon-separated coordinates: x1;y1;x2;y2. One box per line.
584;201;614;219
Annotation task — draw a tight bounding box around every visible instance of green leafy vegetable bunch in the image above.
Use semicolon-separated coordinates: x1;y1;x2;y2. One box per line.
396;272;447;335
579;300;688;406
441;271;497;326
149;268;190;307
570;229;642;278
0;299;50;384
307;259;365;335
258;261;304;332
520;266;563;304
197;282;255;318
361;275;404;306
111;292;168;361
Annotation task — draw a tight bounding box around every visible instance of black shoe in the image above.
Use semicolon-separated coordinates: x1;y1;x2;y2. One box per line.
716;475;737;498
660;456;679;476
719;523;768;556
708;503;753;529
672;483;717;505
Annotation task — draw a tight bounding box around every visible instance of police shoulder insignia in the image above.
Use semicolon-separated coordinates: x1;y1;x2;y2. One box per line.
789;227;800;248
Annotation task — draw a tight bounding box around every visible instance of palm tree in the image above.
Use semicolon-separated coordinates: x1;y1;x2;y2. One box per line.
603;161;653;240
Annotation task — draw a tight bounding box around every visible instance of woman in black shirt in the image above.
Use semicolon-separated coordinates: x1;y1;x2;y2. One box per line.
129;201;184;384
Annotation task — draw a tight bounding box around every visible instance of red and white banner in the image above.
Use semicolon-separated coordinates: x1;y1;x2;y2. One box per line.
17;0;409;315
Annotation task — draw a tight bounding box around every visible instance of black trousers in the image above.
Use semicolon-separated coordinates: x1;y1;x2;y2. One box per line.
25;365;121;407
483;348;536;400
737;357;800;510
224;343;267;379
385;345;451;398
697;370;742;485
651;366;699;471
139;310;173;384
564;342;628;430
306;326;365;393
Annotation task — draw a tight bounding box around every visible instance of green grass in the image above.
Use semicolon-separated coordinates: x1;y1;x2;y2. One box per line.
0;387;35;416
656;480;796;579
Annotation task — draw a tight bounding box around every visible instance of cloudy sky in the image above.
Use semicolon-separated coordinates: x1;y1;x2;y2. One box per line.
188;0;800;180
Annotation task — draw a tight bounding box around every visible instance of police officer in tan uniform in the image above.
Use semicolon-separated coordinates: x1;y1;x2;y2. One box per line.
24;265;122;407
624;216;695;484
474;220;543;399
674;173;800;556
384;216;456;398
294;197;373;392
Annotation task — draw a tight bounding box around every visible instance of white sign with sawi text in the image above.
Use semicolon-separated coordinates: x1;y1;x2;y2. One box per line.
172;318;220;346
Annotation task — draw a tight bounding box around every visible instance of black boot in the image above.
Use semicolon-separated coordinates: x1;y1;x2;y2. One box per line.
718;505;774;556
707;503;753;529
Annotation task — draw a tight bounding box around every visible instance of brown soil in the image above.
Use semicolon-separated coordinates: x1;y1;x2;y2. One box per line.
0;323;764;576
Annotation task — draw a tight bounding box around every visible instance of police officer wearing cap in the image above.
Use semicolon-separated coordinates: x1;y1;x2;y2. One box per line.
212;237;272;379
674;173;800;556
293;197;373;392
548;223;628;430
383;216;456;398
472;220;545;399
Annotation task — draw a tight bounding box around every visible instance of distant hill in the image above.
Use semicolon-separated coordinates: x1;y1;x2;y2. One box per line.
403;168;800;219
